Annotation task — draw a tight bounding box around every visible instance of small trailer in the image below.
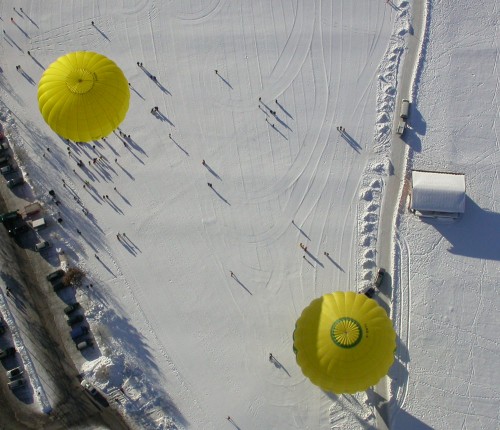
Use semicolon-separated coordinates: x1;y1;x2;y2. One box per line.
30;217;47;230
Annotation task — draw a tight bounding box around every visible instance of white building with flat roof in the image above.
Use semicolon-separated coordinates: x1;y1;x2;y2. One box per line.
410;170;466;218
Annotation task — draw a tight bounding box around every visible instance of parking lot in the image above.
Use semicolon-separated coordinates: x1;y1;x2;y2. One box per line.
0;136;127;429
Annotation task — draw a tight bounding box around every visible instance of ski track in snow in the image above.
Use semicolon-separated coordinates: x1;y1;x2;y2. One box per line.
0;0;420;428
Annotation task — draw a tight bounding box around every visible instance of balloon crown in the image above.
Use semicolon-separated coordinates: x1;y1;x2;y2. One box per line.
330;317;363;348
66;69;96;94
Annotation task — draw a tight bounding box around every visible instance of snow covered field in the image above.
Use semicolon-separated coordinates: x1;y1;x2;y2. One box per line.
391;1;500;429
1;0;498;429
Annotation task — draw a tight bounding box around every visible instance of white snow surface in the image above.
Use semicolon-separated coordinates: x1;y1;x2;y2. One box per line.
0;0;498;429
390;1;500;429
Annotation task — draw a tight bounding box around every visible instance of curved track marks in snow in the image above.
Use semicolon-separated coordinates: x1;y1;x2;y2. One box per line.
1;1;394;428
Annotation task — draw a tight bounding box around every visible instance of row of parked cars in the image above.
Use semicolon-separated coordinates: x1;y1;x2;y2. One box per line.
0;210;29;238
0;138;24;188
0;210;51;247
0;137;29;241
46;269;93;351
0;316;25;390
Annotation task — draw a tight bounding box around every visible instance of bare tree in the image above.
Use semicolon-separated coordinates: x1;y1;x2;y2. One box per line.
62;267;85;287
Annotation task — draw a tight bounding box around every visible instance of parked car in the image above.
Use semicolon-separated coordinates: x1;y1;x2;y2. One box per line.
0;211;20;223
359;285;376;298
76;339;93;351
35;240;50;252
8;224;30;237
8;378;25;390
81;379;97;396
46;269;65;281
0;318;5;335
52;280;68;292
66;314;84;326
0;347;16;359
7;176;25;188
71;325;89;341
374;268;385;288
64;302;80;315
0;154;11;165
0;165;16;175
6;367;23;380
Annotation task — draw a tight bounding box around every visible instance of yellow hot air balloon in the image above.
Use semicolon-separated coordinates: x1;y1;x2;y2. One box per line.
293;291;396;394
38;51;130;142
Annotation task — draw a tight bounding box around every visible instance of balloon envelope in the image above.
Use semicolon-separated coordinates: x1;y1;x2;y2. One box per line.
38;51;130;142
293;291;396;394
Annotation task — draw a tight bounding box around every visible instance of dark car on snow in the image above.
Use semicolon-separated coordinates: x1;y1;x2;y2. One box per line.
67;314;84;327
64;302;80;315
0;347;16;360
46;269;65;282
71;325;89;341
7;176;25;188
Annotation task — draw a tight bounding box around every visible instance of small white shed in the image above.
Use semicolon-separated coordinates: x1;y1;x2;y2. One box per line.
410;170;465;218
31;217;47;230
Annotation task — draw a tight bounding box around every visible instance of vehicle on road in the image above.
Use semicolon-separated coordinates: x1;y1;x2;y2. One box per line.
374;268;385;288
8;378;25;390
7;176;25;188
71;325;89;340
0;347;16;359
0;155;11;165
35;240;50;251
53;279;70;292
396;120;406;136
6;367;23;380
400;98;410;119
81;379;97;396
76;339;93;351
64;302;80;315
46;269;65;281
66;314;84;326
0;317;5;335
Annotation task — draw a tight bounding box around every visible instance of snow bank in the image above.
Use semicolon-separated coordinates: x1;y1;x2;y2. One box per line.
356;2;411;289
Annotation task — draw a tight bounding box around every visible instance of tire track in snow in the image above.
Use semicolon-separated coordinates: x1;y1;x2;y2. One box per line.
266;1;315;100
167;0;227;23
390;233;411;416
